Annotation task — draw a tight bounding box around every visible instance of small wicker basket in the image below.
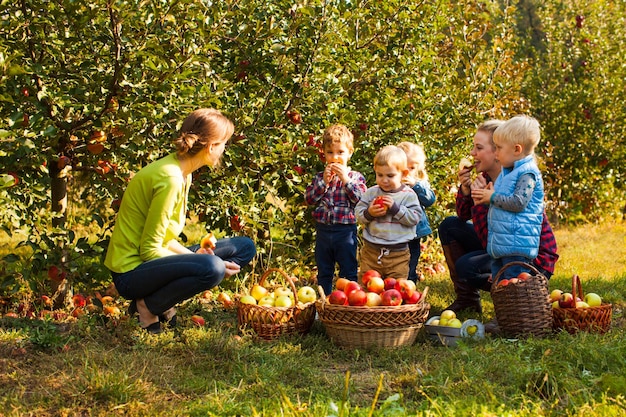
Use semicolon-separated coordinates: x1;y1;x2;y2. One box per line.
236;268;316;340
315;286;430;348
552;274;612;334
491;261;552;338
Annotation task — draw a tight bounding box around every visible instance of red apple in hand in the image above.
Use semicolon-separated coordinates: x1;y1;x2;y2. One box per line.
328;290;348;305
383;277;397;291
348;290;367;306
366;277;385;294
381;289;403;306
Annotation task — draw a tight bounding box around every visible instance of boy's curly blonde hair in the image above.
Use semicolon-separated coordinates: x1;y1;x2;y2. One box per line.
322;124;354;153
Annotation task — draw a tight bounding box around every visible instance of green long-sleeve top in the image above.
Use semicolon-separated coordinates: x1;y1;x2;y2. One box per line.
104;153;191;274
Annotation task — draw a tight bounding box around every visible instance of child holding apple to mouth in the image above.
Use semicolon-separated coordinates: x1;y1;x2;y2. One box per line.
305;124;367;297
471;115;546;281
397;141;436;282
355;145;423;280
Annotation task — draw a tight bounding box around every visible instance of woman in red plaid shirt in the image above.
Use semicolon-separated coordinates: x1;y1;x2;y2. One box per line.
438;120;559;315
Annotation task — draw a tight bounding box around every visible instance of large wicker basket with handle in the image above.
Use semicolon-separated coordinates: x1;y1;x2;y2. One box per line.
236;268;316;340
315;286;430;348
552;274;612;334
491;261;552;338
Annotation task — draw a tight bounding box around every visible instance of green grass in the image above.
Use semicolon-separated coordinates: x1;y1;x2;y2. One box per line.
0;222;625;416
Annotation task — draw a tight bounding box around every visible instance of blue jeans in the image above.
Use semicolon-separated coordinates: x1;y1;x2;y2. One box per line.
112;237;256;315
315;223;358;297
491;256;533;282
407;238;422;282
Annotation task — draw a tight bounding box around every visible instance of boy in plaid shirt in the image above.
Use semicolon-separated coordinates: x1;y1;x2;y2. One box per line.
305;125;367;296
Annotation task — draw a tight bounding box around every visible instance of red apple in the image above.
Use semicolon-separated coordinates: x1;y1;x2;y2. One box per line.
383;277;397;291
508;278;519;285
336;277;351;291
498;279;510;287
381;289;403;306
191;315;206;326
517;272;532;281
366;277;385;294
328;290;348;305
559;292;575;308
348;289;367;306
395;279;417;300
361;269;382;286
365;292;382;307
343;281;362;297
403;290;422;305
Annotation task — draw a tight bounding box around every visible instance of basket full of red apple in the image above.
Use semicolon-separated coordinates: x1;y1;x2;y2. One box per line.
551;274;612;334
315;270;430;348
235;268;317;340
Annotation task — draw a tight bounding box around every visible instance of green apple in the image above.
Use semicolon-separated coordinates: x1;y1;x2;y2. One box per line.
440;310;456;321
274;286;294;301
296;286;317;304
576;301;590;308
258;296;275;307
439;317;450;326
448;318;462;328
274;295;293;308
251;284;268;301
239;295;257;305
430;319;440;326
584;292;602;307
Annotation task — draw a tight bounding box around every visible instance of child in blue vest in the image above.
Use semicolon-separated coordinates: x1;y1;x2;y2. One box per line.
397;141;436;282
470;115;545;280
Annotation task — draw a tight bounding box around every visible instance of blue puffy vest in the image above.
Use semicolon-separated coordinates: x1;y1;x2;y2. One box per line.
487;155;544;259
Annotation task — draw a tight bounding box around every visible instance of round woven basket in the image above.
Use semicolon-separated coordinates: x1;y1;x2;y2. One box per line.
491;262;552;338
236;268;316;340
315;286;430;348
552;274;612;334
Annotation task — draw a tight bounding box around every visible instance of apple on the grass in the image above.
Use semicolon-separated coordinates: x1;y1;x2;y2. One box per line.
380;289;403;306
296;286;317;304
191;315;206;326
365;292;382;307
344;281;362;297
348;289;368;306
328;290;348;305
366;276;385;294
584;292;602;307
250;284;269;301
383;277;397;291
361;269;382;286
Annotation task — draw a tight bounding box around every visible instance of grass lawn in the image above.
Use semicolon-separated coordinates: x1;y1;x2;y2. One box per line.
0;222;625;416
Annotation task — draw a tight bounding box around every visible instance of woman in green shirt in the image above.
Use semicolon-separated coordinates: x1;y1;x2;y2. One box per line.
104;108;256;333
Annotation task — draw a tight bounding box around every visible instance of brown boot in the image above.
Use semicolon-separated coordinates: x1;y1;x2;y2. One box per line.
442;242;482;314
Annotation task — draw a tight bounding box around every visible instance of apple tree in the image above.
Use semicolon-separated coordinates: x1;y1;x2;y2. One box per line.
517;0;626;223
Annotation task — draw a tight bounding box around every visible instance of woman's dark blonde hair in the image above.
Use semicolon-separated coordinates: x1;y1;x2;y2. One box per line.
173;108;235;157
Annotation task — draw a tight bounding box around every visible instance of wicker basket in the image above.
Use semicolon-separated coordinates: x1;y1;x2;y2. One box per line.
315;286;430;348
236;268;316;340
552;274;612;334
491;262;552;338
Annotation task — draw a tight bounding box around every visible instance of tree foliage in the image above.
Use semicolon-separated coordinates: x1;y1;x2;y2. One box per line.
0;0;623;297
